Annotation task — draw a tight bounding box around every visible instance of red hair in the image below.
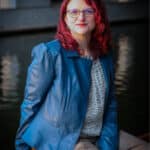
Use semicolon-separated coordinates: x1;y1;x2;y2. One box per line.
55;0;112;59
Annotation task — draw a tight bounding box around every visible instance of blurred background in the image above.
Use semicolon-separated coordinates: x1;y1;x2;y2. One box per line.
0;0;149;149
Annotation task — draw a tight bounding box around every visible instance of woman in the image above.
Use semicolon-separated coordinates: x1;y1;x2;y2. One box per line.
15;0;119;149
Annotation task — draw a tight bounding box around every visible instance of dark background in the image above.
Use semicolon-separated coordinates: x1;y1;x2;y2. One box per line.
0;0;149;149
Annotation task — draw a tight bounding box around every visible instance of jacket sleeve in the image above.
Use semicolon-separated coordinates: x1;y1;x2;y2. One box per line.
97;55;119;150
15;43;55;150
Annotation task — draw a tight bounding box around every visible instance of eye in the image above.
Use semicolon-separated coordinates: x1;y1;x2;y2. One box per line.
84;8;95;15
68;9;79;15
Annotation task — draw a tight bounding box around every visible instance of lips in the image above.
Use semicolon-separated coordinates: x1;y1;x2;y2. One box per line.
76;23;87;27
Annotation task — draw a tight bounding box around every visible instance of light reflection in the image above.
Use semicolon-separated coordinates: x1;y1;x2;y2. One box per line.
0;54;20;104
0;0;16;9
115;34;134;95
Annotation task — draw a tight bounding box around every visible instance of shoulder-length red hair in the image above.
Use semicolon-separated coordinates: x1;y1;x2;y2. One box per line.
55;0;112;59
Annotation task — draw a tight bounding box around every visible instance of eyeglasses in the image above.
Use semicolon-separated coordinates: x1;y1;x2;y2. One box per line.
66;8;95;18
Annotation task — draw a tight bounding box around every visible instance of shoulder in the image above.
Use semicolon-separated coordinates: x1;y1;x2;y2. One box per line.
31;39;62;59
45;39;62;56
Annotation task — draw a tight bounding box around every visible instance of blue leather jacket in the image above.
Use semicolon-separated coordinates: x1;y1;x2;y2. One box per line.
15;39;118;150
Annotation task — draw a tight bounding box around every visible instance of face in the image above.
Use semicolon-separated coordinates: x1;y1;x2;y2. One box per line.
65;0;95;37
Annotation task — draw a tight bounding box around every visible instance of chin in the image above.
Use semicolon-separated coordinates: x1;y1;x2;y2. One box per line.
75;29;90;35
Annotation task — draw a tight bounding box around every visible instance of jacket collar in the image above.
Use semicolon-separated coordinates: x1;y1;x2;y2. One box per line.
61;47;80;58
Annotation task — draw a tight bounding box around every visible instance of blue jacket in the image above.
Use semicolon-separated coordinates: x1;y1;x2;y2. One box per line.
15;39;118;150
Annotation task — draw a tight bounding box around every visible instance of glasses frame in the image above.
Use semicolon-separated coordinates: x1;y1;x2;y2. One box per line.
66;8;95;18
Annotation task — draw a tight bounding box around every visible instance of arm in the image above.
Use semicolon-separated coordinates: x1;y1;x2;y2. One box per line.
15;43;55;150
97;55;119;150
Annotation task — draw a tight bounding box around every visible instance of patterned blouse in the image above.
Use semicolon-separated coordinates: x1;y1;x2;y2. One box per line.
80;58;106;137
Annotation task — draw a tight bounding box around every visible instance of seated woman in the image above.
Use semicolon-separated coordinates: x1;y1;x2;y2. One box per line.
15;0;119;149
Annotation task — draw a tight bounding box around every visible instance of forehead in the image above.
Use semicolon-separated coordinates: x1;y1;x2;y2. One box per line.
67;0;91;9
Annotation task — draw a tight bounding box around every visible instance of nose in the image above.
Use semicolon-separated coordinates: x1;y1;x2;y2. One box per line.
78;12;86;21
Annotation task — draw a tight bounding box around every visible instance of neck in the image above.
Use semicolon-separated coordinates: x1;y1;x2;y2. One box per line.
71;32;91;56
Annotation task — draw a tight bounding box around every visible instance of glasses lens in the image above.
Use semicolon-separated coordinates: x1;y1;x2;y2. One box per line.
67;9;79;18
83;8;95;16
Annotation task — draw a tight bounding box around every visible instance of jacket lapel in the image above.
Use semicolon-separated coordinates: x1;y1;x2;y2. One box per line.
100;56;110;110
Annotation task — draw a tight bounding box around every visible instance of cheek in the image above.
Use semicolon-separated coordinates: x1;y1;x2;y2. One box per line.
68;18;76;24
91;19;96;28
65;17;73;27
66;20;76;31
